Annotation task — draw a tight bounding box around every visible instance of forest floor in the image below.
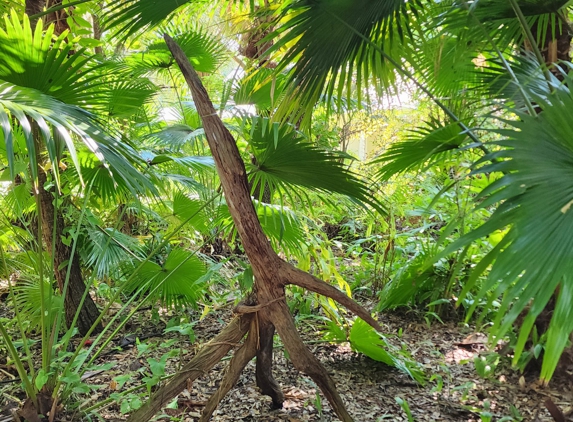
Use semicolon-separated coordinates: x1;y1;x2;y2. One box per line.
1;300;573;422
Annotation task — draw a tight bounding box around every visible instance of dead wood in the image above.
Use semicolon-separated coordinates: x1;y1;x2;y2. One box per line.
138;34;387;422
199;321;258;422
125;315;251;422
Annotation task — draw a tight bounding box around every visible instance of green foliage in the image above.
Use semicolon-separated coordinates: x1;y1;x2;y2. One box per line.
440;72;573;381
349;318;424;384
247;117;384;213
271;0;412;124
123;247;207;309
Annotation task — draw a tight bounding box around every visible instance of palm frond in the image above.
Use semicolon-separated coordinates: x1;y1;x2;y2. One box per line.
373;118;471;180
82;227;145;279
144;124;206;151
0;12;108;108
446;71;573;382
124;27;227;75
215;200;306;256
271;0;416;124
102;0;193;39
172;190;209;234
247;117;384;213
123;248;207;309
233;67;288;111
0;81;153;196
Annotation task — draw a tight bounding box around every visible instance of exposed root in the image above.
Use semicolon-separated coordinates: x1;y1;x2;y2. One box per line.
125;315;252;422
199;322;258;422
269;300;354;422
255;315;284;409
284;263;383;332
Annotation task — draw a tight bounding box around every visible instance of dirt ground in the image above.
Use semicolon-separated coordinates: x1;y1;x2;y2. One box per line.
1;304;573;422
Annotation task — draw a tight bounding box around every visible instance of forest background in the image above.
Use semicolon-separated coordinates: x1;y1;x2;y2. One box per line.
1;0;573;421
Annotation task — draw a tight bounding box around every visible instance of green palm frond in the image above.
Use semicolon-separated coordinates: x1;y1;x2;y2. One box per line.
271;0;416;124
123;248;207;309
103;0;193;39
479;53;567;110
0;1;23;17
233;68;288;111
216;200;305;256
0;12;108;108
124;27;227;75
373;118;471;180
0;13;153;196
0;81;153;195
82;227;145;279
442;0;568;53
247;117;384;213
102;77;158;119
144;124;206;150
172;190;209;234
447;71;573;382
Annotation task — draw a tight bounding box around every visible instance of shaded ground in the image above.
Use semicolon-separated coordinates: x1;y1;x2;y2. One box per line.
1;302;572;422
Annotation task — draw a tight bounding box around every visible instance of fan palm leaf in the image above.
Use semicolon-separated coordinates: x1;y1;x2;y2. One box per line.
124;26;227;75
247;117;384;213
444;70;573;382
123;247;207;309
0;13;153;195
270;0;418;124
373;118;472;181
82;226;145;279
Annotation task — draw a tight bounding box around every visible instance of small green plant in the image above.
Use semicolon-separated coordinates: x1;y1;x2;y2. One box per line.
395;396;415;422
473;353;500;379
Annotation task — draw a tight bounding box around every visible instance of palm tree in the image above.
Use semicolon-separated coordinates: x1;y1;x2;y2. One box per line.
0;11;153;334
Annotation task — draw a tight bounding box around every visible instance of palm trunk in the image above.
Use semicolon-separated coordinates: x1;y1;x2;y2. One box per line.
26;0;101;336
37;170;102;335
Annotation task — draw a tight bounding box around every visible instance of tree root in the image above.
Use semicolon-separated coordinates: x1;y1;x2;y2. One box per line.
255;314;284;409
199;321;258;421
269;299;354;422
125;315;252;422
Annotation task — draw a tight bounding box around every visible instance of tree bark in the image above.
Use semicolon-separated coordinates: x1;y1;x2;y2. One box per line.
24;0;102;335
127;35;386;422
37;170;102;335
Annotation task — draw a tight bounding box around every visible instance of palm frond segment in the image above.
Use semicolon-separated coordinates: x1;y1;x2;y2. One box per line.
123;248;207;309
125;27;227;75
103;0;192;39
448;72;573;382
247;118;384;213
373;119;470;180
271;0;416;123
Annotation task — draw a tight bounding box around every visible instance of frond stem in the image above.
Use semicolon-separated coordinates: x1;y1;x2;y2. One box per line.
507;0;554;87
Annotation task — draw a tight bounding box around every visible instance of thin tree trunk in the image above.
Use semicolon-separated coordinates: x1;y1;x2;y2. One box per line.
24;0;102;334
126;35;384;422
37;170;102;335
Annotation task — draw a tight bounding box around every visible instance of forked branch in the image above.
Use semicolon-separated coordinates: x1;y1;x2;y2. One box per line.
283;263;383;332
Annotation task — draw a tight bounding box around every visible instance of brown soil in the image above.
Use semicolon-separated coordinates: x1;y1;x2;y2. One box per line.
3;302;571;422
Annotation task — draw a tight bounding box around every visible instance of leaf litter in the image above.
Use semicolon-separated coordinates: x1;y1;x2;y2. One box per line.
1;301;572;422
